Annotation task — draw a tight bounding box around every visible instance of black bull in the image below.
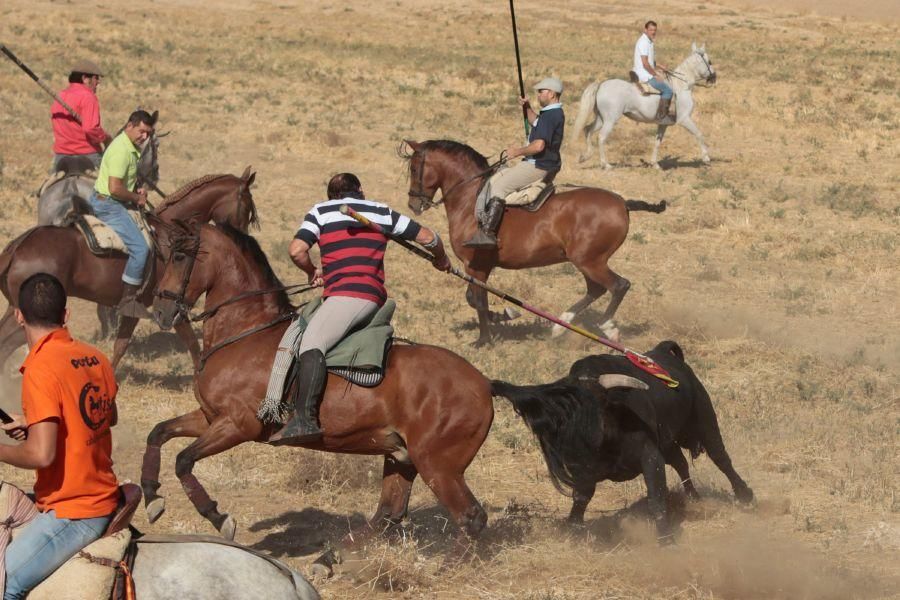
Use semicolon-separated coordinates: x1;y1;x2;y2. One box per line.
491;340;753;540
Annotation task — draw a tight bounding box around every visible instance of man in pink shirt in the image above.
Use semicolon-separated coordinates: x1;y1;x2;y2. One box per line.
50;59;112;173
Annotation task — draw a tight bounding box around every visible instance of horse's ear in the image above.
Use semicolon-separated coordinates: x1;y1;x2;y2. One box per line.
404;140;420;151
150;110;159;126
240;165;252;180
700;43;706;52
245;171;256;187
691;42;698;52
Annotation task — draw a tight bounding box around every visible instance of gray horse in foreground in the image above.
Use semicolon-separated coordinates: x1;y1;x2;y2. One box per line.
132;538;319;599
573;43;717;169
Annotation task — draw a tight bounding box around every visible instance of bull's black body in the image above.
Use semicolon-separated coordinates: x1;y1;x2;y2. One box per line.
491;341;753;540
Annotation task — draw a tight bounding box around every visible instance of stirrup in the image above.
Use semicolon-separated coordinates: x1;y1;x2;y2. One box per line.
269;416;323;446
463;230;498;249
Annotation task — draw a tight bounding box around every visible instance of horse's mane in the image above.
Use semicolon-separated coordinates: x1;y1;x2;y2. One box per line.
212;224;294;314
401;140;490;170
156;174;229;211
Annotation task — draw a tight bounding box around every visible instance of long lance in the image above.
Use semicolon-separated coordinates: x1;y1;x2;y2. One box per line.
340;204;678;388
1;44;82;123
508;0;530;138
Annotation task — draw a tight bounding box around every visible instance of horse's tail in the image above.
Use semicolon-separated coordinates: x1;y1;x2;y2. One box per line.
0;227;40;300
625;199;667;213
491;379;602;496
573;81;602;138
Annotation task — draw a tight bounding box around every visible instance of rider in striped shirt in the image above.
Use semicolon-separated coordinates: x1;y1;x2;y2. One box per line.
269;173;449;444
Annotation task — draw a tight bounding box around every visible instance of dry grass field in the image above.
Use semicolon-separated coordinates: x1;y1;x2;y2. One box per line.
0;0;898;597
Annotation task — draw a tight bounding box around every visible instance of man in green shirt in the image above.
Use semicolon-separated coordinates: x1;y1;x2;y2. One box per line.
88;110;155;318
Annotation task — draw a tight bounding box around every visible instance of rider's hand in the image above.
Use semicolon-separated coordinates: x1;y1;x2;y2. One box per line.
517;96;530;108
432;254;451;273
505;145;520;159
308;268;324;287
136;188;148;207
1;414;27;442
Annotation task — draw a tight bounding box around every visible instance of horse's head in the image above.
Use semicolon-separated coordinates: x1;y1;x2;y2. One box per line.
691;43;716;86
153;219;205;330
137;111;163;189
401;140;440;215
210;166;259;232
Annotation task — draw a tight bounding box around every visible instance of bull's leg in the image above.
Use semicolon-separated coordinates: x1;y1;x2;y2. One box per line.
141;409;210;523
314;457;419;577
639;437;673;543
173;318;201;371
664;446;700;500
111;315;140;371
174;417;248;540
567;482;597;524
694;388;754;504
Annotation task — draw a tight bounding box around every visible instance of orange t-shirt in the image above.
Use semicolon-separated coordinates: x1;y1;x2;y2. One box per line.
19;328;119;519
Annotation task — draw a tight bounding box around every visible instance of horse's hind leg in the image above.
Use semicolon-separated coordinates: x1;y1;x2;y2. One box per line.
551;276;606;338
96;305;117;340
174;417;248;539
597;116;618;170
664;446;700;500
141;408;210;523
651;125;669;169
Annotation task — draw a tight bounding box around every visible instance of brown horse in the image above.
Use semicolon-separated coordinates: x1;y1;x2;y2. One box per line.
403;140;666;345
145;222;493;564
0;168;258;372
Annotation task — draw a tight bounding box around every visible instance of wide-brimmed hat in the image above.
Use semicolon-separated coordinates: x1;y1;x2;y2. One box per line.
70;59;103;76
533;77;563;94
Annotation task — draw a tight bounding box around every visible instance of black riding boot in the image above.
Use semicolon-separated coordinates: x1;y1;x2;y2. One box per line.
118;283;152;319
270;349;327;445
463;199;505;249
655;97;672;122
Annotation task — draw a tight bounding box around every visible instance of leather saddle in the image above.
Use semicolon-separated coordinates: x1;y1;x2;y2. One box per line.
505;169;559;212
629;71;661;96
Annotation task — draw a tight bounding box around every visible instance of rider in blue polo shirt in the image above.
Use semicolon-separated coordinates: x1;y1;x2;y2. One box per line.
465;77;565;249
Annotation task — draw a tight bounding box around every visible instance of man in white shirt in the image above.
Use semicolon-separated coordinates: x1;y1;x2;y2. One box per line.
633;20;673;121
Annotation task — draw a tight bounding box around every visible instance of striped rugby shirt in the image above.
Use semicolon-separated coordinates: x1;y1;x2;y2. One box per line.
295;198;421;305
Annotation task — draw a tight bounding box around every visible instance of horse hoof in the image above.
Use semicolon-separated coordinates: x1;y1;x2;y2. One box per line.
652;163;662;171
601;163;613;170
551;312;576;338
702;155;711;164
504;307;521;321
146;497;166;524
219;515;237;540
599;321;620;342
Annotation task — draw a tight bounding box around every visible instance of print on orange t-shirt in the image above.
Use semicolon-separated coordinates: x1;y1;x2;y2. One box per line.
19;328;119;519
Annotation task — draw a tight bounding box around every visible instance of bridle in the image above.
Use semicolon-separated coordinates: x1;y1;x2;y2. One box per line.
407;147;508;211
154;229;313;370
696;50;714;82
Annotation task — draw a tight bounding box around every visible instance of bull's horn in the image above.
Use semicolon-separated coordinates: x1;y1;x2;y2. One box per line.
597;374;649;390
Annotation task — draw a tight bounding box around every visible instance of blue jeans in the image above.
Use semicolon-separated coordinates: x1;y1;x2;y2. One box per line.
648;77;673;99
4;510;110;600
88;191;150;285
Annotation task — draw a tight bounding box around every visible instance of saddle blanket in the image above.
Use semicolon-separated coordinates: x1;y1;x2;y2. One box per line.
257;298;396;424
73;212;153;255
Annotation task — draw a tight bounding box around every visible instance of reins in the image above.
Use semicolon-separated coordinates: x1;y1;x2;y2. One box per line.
188;283;313;322
408;148;507;209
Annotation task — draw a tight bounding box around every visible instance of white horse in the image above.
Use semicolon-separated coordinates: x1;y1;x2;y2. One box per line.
573;43;717;169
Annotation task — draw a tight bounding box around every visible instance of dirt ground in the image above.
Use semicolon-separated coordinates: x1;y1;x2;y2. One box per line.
0;0;897;598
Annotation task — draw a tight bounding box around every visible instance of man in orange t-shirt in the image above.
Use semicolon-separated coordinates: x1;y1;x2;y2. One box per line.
0;273;119;600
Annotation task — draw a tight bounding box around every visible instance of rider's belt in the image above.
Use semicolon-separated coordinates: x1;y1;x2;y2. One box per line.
94;192;111;201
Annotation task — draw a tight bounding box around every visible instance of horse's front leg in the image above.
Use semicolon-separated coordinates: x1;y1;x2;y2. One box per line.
174;416;249;540
651;125;669;169
465;282;492;347
679;117;710;163
141;408;210;523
